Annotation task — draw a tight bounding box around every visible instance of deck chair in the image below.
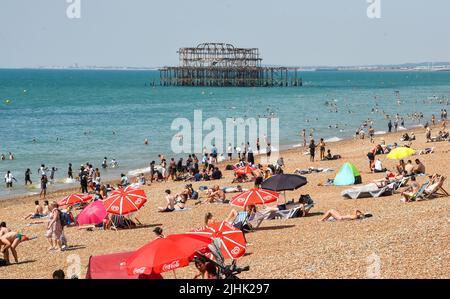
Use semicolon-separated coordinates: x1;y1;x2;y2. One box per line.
421;176;449;199
268;205;302;220
341;183;394;199
369;182;396;198
408;182;430;202
248;211;271;229
109;214;137;230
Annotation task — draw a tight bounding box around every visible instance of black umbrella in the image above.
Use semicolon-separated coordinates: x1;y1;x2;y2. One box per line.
261;174;308;203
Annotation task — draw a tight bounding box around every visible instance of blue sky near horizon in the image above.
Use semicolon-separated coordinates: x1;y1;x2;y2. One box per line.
0;0;449;68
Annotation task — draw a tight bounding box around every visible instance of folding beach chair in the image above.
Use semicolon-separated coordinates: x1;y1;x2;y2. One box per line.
269;205;302;220
248;211;271;229
421;176;449;199
369;182;396;198
409;182;430;202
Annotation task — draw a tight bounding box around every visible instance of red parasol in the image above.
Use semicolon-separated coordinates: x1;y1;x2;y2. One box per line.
230;188;279;207
58;194;92;206
124;234;212;275
188;221;246;260
103;186;147;215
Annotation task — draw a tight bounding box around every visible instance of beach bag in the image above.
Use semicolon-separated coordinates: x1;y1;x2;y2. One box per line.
191;190;199;200
225;165;234;170
0;258;6;267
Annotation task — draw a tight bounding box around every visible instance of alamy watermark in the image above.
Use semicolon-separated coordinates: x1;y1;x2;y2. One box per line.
366;253;381;278
170;110;280;163
367;0;381;19
66;0;81;19
66;254;81;278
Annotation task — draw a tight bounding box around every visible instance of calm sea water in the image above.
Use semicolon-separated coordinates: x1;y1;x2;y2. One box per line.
0;69;449;198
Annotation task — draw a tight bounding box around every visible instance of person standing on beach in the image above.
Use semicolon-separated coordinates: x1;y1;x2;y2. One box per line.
309;140;316;162
431;115;436;125
46;202;62;251
388;120;392;133
25;169;32;185
302;129;307;148
149;161;156;183
266;143;272;160
227;143;233;161
79;170;88;194
319;138;326;160
368;126;375;143
394;120;398;132
67;163;73;179
40;175;48;198
211;144;218;164
247;142;254;166
4;171;17;189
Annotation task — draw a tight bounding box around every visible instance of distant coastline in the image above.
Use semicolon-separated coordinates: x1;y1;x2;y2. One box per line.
1;61;450;72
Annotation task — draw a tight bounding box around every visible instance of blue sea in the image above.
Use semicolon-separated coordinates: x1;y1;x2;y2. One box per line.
0;69;449;198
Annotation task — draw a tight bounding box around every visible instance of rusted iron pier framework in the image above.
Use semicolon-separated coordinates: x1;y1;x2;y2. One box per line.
159;43;302;87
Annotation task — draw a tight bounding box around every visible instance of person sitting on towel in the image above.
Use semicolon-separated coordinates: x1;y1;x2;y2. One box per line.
373;158;387;173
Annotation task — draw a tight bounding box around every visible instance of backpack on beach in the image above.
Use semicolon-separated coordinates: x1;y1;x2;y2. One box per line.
59;210;72;227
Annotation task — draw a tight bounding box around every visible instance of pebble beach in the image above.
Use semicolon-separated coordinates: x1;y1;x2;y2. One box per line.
0;125;449;279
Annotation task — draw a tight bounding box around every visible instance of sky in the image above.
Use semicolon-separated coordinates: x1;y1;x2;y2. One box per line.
0;0;449;68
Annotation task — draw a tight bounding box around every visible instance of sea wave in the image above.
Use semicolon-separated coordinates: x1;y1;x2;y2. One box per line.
325;137;343;143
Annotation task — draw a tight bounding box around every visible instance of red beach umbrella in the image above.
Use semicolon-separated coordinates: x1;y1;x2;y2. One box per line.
230;188;279;207
234;165;255;175
58;193;93;206
103;186;147;215
124;234;212;275
188;221;246;260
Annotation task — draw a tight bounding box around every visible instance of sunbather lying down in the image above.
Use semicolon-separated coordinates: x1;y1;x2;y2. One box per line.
222;185;248;193
418;147;434;155
319;209;372;222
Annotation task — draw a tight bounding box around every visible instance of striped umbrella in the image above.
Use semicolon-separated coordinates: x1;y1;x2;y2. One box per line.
230;188;279;207
188;221;246;260
103;186;147;215
58;193;93;206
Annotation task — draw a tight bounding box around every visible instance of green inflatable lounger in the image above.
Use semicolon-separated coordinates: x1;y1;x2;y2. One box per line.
333;162;362;186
